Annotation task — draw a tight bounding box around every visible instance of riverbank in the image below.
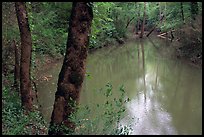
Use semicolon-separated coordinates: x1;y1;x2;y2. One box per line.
35;36;202;135
34;31;202;75
31;33;200;135
2;74;48;135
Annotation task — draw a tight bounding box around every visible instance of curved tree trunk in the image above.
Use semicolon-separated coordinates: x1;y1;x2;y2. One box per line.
49;2;93;135
15;2;33;111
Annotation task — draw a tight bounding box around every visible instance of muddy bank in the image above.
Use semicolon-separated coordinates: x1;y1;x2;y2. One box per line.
34;54;63;81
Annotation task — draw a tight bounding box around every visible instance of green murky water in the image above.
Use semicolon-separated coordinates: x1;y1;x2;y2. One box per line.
36;37;202;135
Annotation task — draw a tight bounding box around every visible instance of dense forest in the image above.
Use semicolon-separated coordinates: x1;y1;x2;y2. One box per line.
2;2;202;135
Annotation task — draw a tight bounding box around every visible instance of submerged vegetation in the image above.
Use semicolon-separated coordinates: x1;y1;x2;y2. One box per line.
2;2;202;135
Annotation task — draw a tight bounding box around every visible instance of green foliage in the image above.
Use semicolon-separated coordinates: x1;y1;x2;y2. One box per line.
48;83;133;135
111;2;136;38
65;83;133;135
49;123;74;135
85;72;91;79
2;2;20;42
27;2;71;57
2;2;20;75
89;2;117;49
89;2;137;49
176;15;202;64
144;2;202;65
2;78;47;135
146;2;160;28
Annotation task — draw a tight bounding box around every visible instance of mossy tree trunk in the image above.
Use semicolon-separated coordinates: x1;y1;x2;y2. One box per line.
49;2;93;135
15;2;33;111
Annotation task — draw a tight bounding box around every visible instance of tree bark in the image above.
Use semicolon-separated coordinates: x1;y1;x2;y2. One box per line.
136;3;140;34
140;2;146;38
164;2;167;23
13;39;20;93
159;2;162;23
146;15;164;37
180;2;185;23
15;2;33;111
49;2;93;135
170;29;174;41
126;17;135;29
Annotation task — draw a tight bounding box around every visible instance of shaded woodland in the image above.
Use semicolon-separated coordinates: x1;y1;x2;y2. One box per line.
2;2;202;135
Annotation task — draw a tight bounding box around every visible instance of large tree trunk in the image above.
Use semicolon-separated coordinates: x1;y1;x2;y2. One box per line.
49;2;93;135
140;2;146;38
15;2;33;111
13;39;20;93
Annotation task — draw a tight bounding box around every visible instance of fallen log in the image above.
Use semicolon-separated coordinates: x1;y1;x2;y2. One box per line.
157;30;175;37
158;32;167;36
157;35;179;42
157;35;167;39
157;35;173;41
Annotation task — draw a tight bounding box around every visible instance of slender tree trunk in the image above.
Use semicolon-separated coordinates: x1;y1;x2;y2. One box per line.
164;2;167;23
15;2;33;111
140;2;146;38
180;2;185;24
13;39;20;93
164;2;167;37
49;2;93;135
136;3;140;34
170;29;174;42
126;17;135;29
115;14;118;23
159;2;162;23
146;14;164;37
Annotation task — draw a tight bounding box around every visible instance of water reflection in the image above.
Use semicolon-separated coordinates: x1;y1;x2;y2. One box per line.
120;48;177;134
36;37;202;134
141;40;147;104
118;40;176;134
118;38;202;135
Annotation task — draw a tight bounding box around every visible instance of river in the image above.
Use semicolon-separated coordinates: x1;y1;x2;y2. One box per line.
36;36;202;135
